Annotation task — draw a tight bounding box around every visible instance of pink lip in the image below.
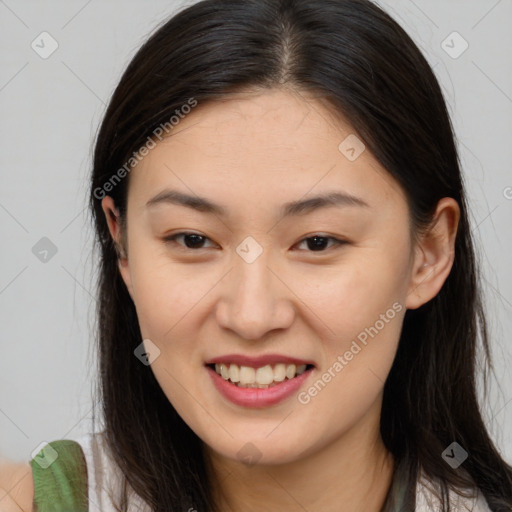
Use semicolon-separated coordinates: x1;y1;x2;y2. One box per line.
206;365;314;408
204;353;315;368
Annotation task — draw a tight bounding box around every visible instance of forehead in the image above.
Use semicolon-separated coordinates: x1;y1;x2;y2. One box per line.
160;88;353;156
126;88;406;216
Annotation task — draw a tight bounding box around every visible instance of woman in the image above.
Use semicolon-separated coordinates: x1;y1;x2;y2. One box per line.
1;0;511;510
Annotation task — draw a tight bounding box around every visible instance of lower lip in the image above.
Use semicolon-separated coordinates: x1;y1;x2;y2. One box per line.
206;365;314;408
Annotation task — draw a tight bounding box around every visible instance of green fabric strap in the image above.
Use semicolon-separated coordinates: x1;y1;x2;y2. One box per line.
29;439;88;512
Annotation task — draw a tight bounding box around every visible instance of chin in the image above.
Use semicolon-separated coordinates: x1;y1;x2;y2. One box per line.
201;429;317;468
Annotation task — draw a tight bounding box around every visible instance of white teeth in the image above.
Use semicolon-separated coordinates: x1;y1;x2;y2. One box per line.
228;364;240;383
285;364;296;379
239;366;256;385
255;365;274;385
219;363;229;380
273;363;286;382
212;362;311;386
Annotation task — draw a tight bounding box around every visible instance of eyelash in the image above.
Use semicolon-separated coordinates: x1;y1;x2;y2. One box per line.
162;232;349;253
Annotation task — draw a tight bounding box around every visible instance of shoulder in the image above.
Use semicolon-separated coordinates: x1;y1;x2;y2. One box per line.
0;459;34;512
0;435;106;512
29;438;88;511
0;438;91;512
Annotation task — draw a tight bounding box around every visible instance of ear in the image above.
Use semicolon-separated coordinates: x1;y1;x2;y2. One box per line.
405;197;460;310
101;196;134;299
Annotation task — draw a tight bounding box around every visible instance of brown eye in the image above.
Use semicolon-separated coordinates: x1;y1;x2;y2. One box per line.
162;232;348;253
295;235;348;252
163;232;215;250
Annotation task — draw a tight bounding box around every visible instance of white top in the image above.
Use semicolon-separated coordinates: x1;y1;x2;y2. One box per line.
75;432;492;512
75;432;151;512
415;470;492;512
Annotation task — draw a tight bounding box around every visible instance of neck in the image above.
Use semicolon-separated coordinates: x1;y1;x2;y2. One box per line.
204;396;395;512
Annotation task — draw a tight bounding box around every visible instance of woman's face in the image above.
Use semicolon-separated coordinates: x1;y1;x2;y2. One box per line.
102;88;426;465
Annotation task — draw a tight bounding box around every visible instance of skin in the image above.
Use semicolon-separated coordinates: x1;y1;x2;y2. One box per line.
101;87;459;512
0;461;33;512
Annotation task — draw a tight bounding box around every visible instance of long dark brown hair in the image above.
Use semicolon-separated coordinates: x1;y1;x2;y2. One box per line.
87;0;512;510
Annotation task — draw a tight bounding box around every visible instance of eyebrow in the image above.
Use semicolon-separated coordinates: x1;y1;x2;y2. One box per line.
145;189;370;217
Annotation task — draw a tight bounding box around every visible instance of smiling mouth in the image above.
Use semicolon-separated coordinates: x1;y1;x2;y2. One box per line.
207;362;314;388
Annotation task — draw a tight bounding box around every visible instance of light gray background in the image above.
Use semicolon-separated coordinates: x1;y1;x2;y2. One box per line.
1;0;511;464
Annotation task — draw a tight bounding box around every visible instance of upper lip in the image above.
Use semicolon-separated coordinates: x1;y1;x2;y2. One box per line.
204;354;315;368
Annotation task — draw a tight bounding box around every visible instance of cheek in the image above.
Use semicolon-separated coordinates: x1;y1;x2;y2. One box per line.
294;260;407;445
299;247;409;347
128;245;217;340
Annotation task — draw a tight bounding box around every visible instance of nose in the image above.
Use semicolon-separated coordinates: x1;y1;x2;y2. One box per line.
215;250;295;341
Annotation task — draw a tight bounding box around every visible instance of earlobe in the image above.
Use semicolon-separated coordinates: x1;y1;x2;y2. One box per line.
405;197;460;310
100;196;134;299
